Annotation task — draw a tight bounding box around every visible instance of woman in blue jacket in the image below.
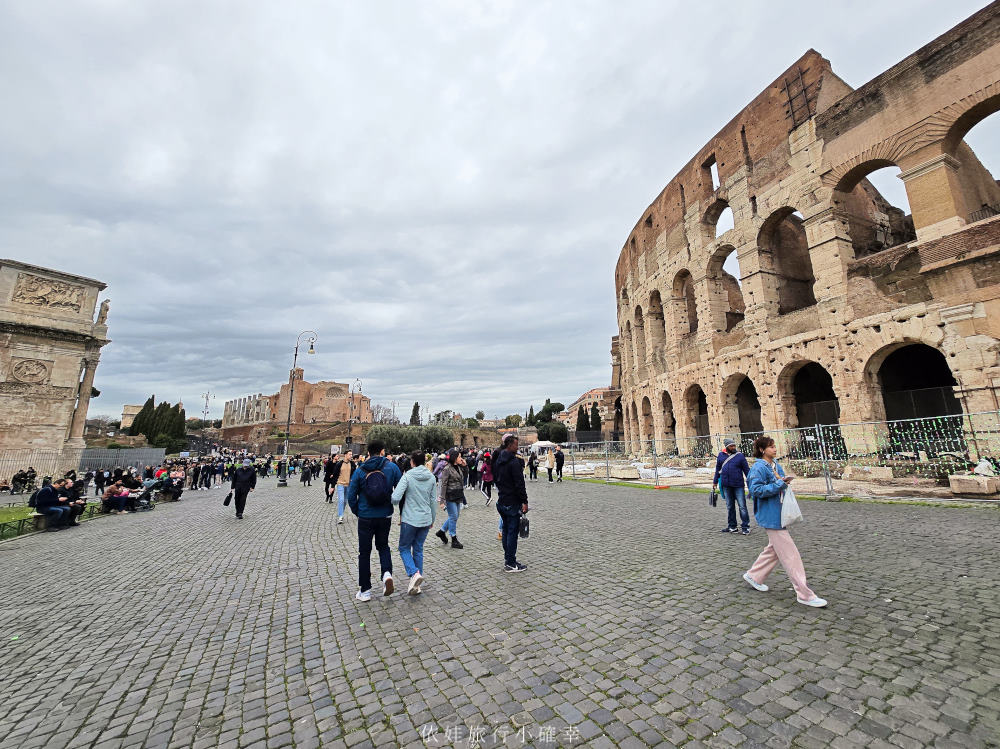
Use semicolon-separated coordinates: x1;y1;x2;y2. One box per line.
743;435;827;608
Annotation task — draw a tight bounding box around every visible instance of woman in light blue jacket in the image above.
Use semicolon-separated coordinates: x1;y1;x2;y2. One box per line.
743;435;827;608
391;450;438;595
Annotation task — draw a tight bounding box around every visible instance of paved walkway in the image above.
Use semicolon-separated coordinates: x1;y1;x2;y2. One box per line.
1;480;998;748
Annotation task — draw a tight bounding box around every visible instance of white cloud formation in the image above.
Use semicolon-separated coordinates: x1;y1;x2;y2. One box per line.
0;0;994;419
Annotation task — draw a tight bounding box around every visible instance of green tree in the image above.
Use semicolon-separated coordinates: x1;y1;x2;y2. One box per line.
527;405;535;426
129;395;154;436
536;421;568;443
575;406;590;432
147;402;172;440
409;402;420;426
590;403;602;434
465;418;479;428
504;414;522;428
475;410;485;420
421;425;455;453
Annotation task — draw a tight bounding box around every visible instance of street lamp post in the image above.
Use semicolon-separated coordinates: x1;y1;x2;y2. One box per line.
201;390;214;456
346;378;362;451
277;330;317;487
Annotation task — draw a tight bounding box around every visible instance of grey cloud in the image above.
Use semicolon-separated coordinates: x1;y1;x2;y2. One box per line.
0;0;994;420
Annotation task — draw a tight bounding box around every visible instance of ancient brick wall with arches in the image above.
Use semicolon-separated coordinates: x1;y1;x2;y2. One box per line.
615;3;1000;453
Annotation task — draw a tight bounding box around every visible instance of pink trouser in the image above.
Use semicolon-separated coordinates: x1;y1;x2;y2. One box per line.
747;529;816;601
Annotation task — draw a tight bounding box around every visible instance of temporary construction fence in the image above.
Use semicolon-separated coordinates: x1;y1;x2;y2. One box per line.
78;448;166;472
1;447;167;487
562;410;1000;496
0;449;62;490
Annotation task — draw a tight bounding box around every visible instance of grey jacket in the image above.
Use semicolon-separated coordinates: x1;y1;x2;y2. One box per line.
391;465;438;528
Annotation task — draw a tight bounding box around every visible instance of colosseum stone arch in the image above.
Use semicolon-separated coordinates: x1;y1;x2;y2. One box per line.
614;4;1000;452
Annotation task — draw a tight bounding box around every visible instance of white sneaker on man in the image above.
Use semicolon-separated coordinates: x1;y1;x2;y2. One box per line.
382;571;394;596
742;572;768;592
797;596;828;608
355;589;372;602
408;573;424;595
337;516;344;524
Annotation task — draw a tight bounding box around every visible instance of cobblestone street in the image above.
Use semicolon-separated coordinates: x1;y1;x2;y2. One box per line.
1;480;998;748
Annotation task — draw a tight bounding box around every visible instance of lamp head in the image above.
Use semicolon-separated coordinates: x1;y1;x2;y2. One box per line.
307;343;315;355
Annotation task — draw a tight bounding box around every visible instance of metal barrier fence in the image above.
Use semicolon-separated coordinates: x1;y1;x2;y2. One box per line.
79;448;166;472
561;410;1000;494
0;449;61;490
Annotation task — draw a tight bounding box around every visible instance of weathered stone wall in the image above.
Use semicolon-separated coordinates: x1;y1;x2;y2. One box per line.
614;4;1000;452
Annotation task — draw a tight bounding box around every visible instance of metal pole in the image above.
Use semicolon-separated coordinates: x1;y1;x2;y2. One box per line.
570;445;575;479
815;425;837;501
605;440;611;484
651;437;658;488
278;330;317;487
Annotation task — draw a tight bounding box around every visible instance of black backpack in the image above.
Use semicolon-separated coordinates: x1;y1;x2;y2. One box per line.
28;489;39;508
362;464;392;506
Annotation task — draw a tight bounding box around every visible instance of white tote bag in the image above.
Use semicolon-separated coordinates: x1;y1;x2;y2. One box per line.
780;486;803;527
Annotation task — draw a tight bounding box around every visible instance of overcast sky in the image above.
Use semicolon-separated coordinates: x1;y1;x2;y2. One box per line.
1;0;995;421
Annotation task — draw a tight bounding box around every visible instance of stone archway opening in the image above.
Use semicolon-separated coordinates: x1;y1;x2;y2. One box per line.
613;396;623;436
946;107;1000;225
684;384;712;455
833;162;916;259
875;344;961;422
758;208;817;315
791;362;840;429
641;397;654;449
647;290;666;359
633;306;648;380
707;246;745;332
660;391;676;453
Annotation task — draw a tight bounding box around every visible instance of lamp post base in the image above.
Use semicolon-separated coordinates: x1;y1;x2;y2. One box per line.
276;478;288;488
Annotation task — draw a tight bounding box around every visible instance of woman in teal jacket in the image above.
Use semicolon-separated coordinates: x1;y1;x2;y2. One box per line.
391;450;438;595
743;435;827;608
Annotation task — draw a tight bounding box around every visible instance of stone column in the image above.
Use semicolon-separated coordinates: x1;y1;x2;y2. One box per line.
69;356;99;440
898;153;967;242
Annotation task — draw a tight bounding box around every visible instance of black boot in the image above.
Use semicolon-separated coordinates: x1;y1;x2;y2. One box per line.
436;529;448;544
451;536;464;549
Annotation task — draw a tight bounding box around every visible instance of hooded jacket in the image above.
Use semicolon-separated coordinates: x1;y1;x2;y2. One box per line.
391;465;438;528
347;455;402;519
494;449;527;511
231;466;257;491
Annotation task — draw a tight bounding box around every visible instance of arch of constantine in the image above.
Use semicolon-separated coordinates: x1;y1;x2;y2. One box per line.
614;4;1000;454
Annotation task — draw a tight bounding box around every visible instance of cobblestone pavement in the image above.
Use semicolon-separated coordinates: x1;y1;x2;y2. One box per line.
1;479;998;749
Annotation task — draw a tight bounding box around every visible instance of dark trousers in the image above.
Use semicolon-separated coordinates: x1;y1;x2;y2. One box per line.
39;506;67;527
547;468;553;482
529;466;537;480
357;517;392;592
498;508;520;566
482;481;492;499
234;487;251;515
556;464;563;481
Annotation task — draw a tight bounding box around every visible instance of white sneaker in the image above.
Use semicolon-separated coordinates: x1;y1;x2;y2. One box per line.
408;573;424;595
382;571;394;596
797;596;828;608
743;572;768;592
355;589;372;602
337;516;344;524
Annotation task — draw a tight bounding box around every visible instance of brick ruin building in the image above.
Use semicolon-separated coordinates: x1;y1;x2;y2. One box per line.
221;368;372;443
615;4;1000;454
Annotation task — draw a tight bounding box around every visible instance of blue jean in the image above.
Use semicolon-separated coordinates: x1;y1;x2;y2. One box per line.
441;501;460;536
398;523;430;577
723;485;750;531
337;485;347;516
39;506;67;526
498;508;520;566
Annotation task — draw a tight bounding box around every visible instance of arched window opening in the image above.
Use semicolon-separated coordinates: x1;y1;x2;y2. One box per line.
632;306;648;380
613;396;623;437
672;270;698;335
715;206;735;238
792;362;840;428
647;291;666;356
877;344;961;422
708;246;745;332
952;110;1000;224
758;209;816;315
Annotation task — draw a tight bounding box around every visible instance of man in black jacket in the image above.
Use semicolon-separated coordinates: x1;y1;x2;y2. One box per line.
230;459;257;519
554;447;565;482
493;434;529;572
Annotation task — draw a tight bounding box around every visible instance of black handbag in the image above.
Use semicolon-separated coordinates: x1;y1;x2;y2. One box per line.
709;488;718;508
519;515;529;539
223;491;233;506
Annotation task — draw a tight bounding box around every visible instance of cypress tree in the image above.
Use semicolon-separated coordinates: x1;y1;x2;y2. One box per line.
527;405;535;426
409;402;420;426
148;402;172;439
575;406;590;432
590;403;601;433
130;395;154;436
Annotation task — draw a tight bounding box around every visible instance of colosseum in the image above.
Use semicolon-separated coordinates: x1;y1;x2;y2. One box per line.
615;3;1000;457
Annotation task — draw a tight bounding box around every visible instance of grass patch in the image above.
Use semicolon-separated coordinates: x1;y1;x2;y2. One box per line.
0;505;33;523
